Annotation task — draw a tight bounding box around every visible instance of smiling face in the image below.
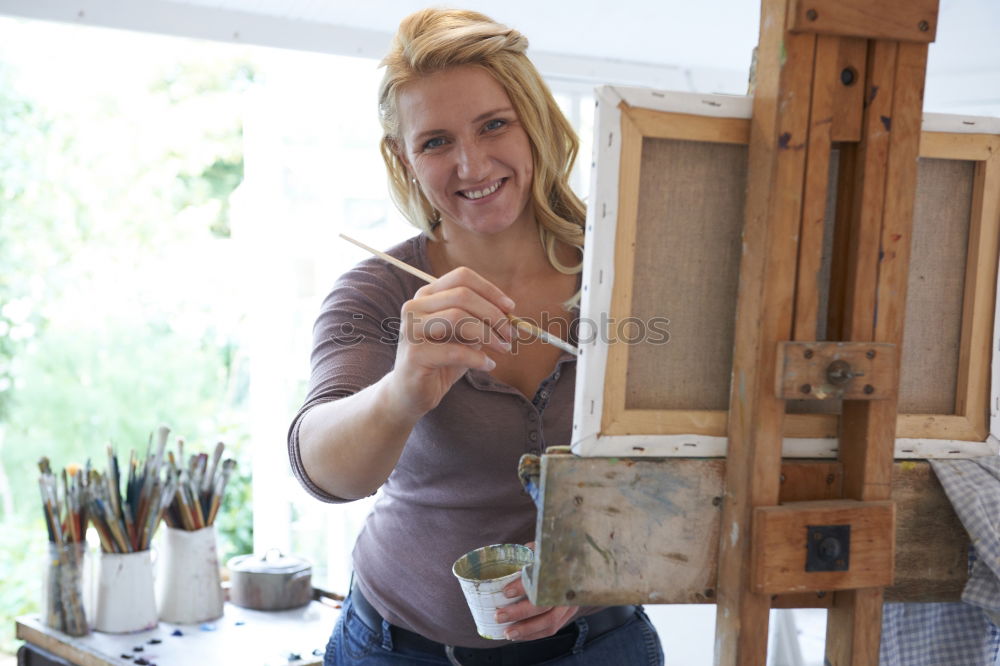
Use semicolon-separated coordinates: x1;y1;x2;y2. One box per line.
395;65;535;239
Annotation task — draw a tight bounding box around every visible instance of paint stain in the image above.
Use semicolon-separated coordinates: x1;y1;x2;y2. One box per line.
866;85;880;107
585;533;614;568
881;115;892;131
891;233;902;242
900;461;918;471
665;552;690;563
730;523;739;546
778;132;804;150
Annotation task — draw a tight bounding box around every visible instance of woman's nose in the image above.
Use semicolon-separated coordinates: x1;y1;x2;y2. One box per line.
455;141;490;181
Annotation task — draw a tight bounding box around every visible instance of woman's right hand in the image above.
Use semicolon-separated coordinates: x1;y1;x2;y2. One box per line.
386;266;516;418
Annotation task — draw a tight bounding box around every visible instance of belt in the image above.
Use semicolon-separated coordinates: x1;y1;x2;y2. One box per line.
349;582;637;666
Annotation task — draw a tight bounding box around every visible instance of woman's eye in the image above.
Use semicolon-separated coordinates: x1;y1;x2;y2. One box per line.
423;137;446;150
484;118;506;131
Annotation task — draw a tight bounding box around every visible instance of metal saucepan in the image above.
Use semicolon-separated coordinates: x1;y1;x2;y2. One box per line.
227;549;312;610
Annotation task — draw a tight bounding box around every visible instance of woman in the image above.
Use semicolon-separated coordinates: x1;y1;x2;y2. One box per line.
288;8;665;665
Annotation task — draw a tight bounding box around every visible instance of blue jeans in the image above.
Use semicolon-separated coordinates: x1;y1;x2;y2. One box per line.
324;593;665;665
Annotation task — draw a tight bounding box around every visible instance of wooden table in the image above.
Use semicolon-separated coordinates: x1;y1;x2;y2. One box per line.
16;600;340;666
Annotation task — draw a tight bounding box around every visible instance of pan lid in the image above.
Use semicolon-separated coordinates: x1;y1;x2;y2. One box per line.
228;548;311;575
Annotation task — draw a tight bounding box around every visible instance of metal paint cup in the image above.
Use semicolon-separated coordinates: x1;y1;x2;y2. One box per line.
452;543;534;640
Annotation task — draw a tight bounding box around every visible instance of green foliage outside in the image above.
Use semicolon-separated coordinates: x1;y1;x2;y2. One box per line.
0;22;257;655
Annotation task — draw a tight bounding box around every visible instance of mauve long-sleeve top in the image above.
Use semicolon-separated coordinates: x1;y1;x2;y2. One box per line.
287;233;580;648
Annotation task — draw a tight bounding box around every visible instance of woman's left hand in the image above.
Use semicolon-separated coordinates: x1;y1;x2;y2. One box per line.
495;543;577;641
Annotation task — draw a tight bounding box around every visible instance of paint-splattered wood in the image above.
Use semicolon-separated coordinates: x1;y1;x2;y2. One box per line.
842;39;897;342
826;38;931;666
15;601;338;666
787;0;938;43
794;34;838;343
831;38;867;142
824;38;902;666
528;456;966;606
715;0;816;660
532;456;725;606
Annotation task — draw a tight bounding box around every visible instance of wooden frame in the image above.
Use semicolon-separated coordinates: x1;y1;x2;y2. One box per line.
573;85;1000;459
900;128;1000;447
526;455;967;606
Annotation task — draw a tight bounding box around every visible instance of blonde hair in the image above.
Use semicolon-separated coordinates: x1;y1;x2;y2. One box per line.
378;9;585;275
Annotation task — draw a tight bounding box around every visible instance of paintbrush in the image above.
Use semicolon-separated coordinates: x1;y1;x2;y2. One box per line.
339;232;579;356
160;440;236;530
207;458;236;526
203;441;224;496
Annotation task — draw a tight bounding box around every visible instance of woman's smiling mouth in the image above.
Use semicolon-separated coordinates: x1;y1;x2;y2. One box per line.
458;178;505;200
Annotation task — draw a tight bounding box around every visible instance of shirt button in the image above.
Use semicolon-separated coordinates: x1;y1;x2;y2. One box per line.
540;391;550;400
528;412;538;422
529;431;539;442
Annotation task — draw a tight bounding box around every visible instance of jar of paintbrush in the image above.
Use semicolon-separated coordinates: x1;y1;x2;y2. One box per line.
89;426;176;633
38;458;90;636
156;438;236;624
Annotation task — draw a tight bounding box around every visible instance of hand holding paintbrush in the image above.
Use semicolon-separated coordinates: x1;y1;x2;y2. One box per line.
339;233;578;356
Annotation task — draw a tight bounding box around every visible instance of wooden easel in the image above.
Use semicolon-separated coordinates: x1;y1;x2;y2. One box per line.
521;1;959;664
717;0;938;663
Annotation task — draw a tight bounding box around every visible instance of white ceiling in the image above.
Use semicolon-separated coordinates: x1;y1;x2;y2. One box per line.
153;0;1000;74
0;0;998;112
166;0;763;71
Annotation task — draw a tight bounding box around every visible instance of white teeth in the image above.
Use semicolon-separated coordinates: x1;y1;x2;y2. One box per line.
462;180;502;199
